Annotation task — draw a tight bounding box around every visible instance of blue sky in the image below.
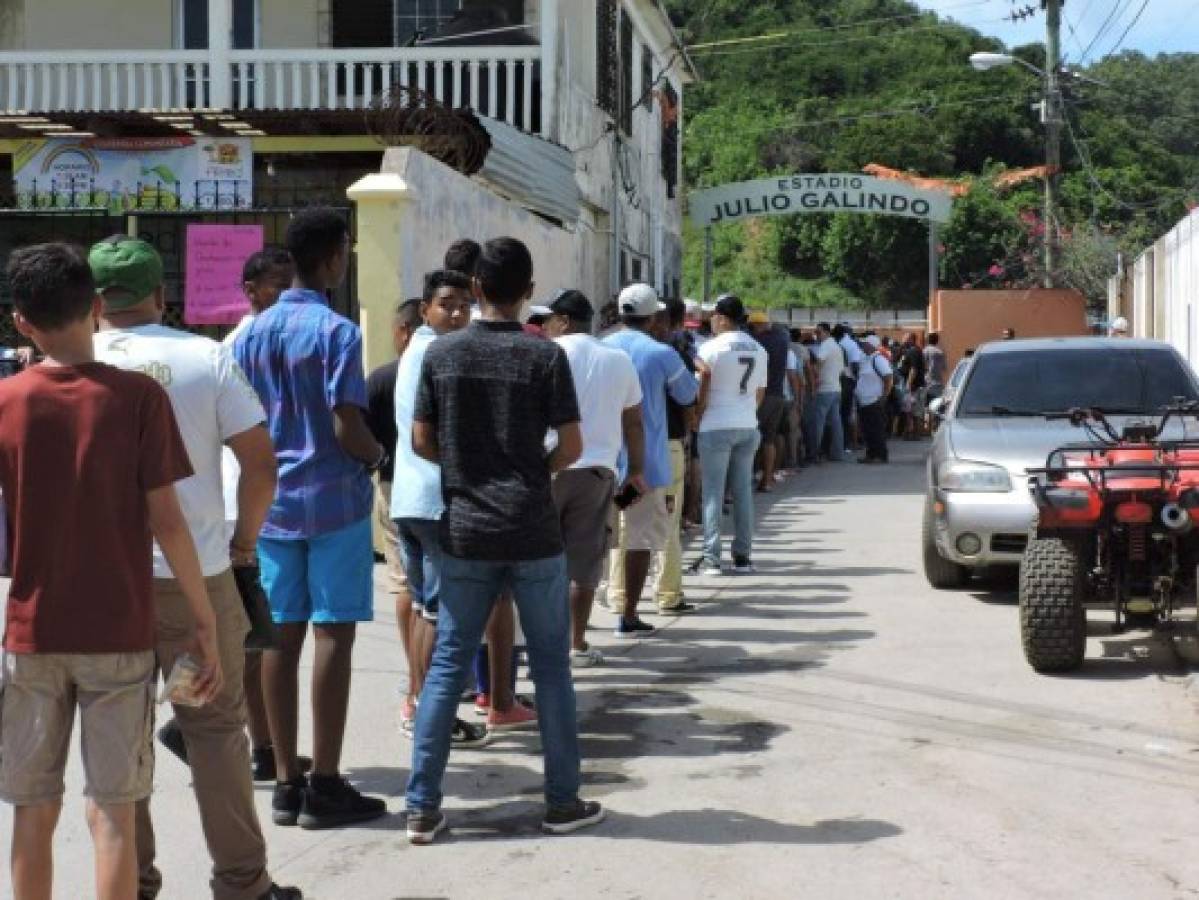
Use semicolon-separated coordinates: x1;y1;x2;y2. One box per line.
914;0;1196;60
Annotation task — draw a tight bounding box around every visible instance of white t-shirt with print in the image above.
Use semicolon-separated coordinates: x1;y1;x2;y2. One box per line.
811;336;845;394
855;351;894;406
697;329;768;433
220;317;255;531
95;324;265;578
555;333;643;473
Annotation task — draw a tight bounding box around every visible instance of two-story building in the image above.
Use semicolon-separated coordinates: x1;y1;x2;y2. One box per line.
0;0;694;323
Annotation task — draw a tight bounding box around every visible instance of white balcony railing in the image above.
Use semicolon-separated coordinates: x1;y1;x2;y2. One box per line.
0;45;545;136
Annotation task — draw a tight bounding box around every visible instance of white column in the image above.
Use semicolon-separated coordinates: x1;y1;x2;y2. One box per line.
540;0;558;140
209;0;232;109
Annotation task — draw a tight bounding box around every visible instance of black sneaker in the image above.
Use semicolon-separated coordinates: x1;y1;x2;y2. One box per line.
157;718;188;766
257;885;303;900
272;777;307;827
542;799;605;835
297;776;387;830
657;602;696;615
251;747;314;782
614;617;657;639
732;556;756;574
406;809;448;845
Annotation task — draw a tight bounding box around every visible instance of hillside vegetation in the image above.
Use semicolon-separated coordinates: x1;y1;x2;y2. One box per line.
666;0;1199;308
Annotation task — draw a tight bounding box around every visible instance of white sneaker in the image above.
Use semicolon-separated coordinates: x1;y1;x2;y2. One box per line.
701;563;725;576
571;647;604;667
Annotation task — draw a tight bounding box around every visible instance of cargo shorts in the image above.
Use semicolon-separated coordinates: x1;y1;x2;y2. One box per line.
0;650;156;806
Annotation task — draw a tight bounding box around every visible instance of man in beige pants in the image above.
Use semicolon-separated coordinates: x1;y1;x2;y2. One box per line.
91;236;299;900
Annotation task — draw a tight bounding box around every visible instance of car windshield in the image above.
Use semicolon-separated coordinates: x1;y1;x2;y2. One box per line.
957;348;1198;417
949;360;969;388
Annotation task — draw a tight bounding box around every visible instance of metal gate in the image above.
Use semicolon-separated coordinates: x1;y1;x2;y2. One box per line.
0;193;357;348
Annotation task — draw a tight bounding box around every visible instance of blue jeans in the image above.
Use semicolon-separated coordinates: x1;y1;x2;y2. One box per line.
406;553;580;811
698;428;760;566
396;517;442;621
806;391;845;462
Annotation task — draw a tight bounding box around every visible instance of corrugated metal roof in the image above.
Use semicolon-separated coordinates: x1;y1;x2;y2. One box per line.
476;116;580;227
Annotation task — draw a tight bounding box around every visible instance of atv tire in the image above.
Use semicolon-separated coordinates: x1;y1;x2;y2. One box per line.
922;498;968;589
1019;536;1087;672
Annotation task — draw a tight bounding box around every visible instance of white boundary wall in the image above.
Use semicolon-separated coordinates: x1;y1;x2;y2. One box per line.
1128;209;1199;366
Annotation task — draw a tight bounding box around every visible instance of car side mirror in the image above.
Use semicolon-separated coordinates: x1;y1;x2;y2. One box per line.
929;397;946;419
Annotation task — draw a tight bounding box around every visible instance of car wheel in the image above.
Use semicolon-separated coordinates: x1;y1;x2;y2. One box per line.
922;497;969;589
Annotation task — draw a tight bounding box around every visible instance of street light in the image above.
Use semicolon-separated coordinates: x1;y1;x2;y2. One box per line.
969;52;1044;76
969;40;1063;289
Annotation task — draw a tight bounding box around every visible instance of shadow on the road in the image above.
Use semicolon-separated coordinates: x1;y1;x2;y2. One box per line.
447;801;903;845
661;626;874;646
575;687;789;762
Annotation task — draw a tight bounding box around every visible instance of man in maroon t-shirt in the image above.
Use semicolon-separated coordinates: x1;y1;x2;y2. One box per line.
0;243;222;900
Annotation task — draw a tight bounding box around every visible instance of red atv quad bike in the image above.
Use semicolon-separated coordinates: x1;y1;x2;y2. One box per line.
1021;403;1199;673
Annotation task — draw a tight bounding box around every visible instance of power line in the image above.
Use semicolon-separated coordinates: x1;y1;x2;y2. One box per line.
710;91;1037;138
686;0;994;51
690;21;1006;59
1078;0;1135;63
1101;0;1152;59
1061;103;1198;213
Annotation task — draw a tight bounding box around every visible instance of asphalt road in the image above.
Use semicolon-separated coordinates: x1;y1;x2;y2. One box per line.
5;439;1199;898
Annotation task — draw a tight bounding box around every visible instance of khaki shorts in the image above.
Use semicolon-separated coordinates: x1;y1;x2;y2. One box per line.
618;487;671;552
0;650;155;806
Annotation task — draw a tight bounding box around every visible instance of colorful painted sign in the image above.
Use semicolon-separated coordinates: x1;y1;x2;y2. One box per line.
13;137;254;211
184;223;263;326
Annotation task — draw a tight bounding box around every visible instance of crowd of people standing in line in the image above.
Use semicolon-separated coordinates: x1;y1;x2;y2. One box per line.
0;205;947;898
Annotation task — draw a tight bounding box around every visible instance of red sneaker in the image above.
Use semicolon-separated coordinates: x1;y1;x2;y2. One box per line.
487;701;538;732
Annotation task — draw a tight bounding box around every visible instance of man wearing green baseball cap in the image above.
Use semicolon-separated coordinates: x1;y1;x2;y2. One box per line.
91;236;301;900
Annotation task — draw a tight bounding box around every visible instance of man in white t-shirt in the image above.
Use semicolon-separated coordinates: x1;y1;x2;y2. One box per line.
854;335;894;464
696;294;767;575
805;322;846;463
544;289;645;665
90;237;299;900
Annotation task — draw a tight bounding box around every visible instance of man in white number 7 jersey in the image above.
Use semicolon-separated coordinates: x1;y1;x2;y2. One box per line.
695;294;768;575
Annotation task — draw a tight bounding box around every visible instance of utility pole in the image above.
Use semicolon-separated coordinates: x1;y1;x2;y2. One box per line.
1043;0;1063;288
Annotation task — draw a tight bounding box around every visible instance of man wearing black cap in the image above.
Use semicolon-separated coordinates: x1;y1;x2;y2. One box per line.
543;290;645;665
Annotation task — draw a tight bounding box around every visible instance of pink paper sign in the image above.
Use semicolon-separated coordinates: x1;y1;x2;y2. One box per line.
184;223;264;325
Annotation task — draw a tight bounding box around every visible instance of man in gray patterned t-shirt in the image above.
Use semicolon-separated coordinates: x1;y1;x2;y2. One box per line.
403;237;606;843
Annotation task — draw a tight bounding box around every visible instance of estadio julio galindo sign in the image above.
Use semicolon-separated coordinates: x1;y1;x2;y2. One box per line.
690;174;954;227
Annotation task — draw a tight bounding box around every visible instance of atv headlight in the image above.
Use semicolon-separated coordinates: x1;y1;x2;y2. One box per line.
938;460;1012;493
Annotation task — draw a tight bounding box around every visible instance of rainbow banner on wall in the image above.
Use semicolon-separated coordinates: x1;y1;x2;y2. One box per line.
13;136;254;211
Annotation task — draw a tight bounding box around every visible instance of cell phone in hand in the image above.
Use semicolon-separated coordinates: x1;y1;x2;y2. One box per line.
614;482;643;510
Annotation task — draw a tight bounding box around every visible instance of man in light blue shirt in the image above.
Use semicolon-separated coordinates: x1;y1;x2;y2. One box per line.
389;270;482;746
603;284;699;638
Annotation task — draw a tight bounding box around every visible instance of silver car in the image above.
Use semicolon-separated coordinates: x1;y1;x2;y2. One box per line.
923;337;1199;588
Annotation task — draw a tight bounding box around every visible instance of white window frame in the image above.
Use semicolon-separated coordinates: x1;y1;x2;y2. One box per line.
173;0;262;50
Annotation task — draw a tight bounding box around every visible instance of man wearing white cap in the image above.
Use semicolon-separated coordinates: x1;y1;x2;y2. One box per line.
1110;316;1129;337
603;284;699;637
854;335;893;464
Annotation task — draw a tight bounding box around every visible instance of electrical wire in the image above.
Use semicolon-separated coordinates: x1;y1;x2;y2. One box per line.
688;21;1006;58
1099;0;1152;59
1078;0;1136;63
1061;103;1199;213
717;91;1037;137
685;0;995;51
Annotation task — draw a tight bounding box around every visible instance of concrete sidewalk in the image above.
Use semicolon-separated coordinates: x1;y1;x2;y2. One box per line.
5;441;1199;898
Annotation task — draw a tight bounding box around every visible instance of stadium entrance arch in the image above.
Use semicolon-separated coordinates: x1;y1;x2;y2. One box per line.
689;173;955;302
